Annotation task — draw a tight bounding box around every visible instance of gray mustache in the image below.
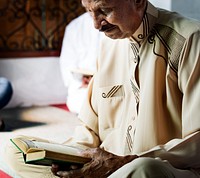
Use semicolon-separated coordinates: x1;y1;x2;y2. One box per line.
99;24;115;32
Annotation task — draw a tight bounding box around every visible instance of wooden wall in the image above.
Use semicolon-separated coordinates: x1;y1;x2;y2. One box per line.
0;0;85;58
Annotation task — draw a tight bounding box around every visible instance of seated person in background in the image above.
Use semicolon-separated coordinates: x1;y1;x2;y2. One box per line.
59;12;103;114
0;77;13;131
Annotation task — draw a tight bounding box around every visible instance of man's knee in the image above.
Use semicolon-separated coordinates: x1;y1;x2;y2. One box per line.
4;139;24;172
4;139;56;178
130;157;162;169
128;157;174;178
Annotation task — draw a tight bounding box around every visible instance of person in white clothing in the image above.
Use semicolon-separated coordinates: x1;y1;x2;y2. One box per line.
59;12;103;114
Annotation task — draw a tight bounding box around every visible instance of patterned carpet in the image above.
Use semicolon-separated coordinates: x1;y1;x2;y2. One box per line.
0;105;80;177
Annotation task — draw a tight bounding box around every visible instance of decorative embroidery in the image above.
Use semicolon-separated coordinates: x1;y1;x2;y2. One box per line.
125;116;136;153
102;85;122;98
130;79;140;103
130;13;150;43
148;24;186;73
130;42;139;59
148;31;167;61
138;13;150;40
130;42;140;103
129;13;150;102
126;125;133;152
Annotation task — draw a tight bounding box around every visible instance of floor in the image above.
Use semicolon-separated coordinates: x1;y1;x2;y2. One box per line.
0;105;80;177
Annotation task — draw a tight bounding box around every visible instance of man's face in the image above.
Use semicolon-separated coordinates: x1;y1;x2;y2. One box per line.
82;0;146;39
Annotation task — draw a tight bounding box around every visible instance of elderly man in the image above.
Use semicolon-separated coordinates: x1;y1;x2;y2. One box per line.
5;0;200;177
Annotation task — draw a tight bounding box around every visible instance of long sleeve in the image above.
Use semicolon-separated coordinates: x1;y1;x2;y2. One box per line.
139;131;200;169
63;77;101;149
140;30;200;170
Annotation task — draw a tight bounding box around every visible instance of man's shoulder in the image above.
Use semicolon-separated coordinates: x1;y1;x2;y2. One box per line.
156;10;200;38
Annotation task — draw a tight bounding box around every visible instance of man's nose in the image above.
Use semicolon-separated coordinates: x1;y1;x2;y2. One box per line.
93;20;101;30
90;12;103;30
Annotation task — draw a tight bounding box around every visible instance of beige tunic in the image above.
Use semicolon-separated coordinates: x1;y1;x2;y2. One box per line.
68;2;200;171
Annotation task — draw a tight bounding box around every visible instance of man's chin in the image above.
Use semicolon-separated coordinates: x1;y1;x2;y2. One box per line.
104;32;127;40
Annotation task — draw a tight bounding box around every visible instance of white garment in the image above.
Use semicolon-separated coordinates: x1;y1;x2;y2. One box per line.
59;13;103;113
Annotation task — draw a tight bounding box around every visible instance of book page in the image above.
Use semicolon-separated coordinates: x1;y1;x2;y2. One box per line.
11;138;47;154
27;141;84;156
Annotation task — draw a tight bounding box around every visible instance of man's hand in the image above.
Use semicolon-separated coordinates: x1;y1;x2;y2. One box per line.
51;163;82;177
51;147;138;178
81;75;92;88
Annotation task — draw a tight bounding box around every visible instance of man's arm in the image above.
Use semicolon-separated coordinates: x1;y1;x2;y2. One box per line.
140;31;200;169
52;148;138;178
139;131;200;169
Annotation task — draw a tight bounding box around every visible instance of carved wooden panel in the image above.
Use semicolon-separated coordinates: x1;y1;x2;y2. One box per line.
0;0;85;58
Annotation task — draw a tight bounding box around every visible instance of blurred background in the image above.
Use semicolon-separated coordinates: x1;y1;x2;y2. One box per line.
149;0;200;20
0;0;199;109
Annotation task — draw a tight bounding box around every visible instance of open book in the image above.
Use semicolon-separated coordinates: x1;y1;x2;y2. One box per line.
10;137;91;166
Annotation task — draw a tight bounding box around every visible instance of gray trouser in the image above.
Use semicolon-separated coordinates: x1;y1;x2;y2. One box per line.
109;157;200;178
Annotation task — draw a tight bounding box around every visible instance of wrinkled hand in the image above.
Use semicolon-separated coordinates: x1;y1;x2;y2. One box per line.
51;163;82;177
51;147;138;178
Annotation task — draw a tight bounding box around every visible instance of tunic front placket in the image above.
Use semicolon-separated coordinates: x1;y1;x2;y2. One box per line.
124;40;140;154
130;41;140;113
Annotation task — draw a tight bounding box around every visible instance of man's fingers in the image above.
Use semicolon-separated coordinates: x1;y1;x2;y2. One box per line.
51;163;79;174
51;164;59;175
57;169;83;178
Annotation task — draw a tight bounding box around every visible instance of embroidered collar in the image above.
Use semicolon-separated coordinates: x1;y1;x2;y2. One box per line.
129;2;158;45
